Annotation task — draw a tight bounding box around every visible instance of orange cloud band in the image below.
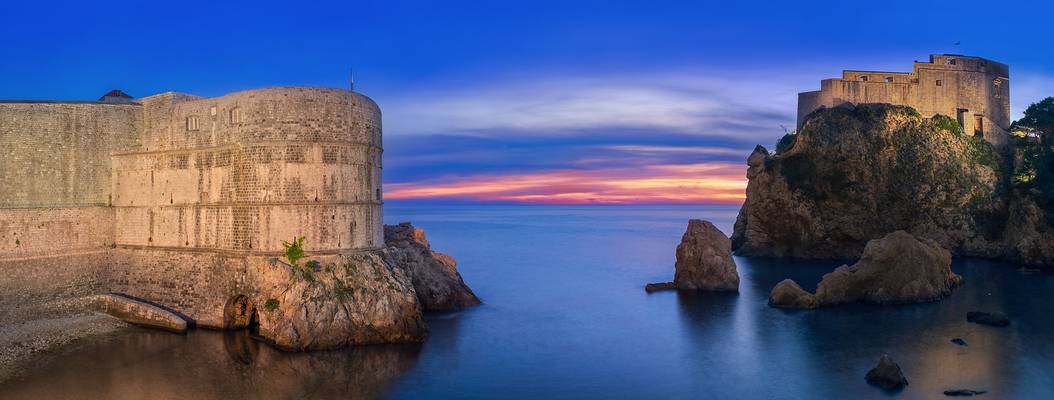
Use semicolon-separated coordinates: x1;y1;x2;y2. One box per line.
385;162;748;204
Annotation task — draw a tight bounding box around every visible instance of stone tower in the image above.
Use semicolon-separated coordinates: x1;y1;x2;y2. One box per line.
797;54;1010;148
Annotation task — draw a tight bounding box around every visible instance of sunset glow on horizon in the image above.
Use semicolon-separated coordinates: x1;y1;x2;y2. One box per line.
386;162;748;204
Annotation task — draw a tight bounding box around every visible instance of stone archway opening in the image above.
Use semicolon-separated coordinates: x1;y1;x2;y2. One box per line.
224;295;257;330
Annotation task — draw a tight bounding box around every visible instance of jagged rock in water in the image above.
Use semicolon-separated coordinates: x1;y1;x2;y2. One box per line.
732;104;1007;260
255;251;428;351
385;223;481;311
644;282;676;293
865;354;909;390
766;231;961;308
768;279;818;309
967;311;1011;327
674;220;739;291
951;338;968;346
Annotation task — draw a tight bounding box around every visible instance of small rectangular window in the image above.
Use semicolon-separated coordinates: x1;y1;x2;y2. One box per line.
186;116;200;131
946;59;956;65
885;76;894;83
858;76;868;82
936;80;943;86
230;107;243;124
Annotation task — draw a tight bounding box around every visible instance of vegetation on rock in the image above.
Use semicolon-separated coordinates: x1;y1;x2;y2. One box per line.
733;101;1054;268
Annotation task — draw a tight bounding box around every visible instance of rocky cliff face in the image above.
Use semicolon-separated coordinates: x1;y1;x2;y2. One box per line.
732;103;1053;268
385;223;481;311
256;251;428;351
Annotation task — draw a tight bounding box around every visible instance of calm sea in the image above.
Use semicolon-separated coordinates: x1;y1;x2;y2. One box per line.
2;204;1052;399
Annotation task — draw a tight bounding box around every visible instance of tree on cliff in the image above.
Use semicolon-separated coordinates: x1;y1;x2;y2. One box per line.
1011;97;1054;208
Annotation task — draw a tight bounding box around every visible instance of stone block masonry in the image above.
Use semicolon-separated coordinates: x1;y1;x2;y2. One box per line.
797;54;1010;149
0;86;385;332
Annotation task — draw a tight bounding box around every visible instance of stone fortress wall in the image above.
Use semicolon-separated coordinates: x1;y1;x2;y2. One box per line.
0;87;384;328
798;54;1010;148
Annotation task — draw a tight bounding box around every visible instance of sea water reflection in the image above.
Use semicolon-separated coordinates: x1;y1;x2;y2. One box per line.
1;205;1052;399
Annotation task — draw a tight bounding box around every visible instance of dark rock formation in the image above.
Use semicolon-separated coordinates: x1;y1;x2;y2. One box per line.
967;311;1011;327
767;231;961;308
944;389;988;396
730;104;1050;265
674;220;739;291
644;282;676;293
256;252;428;351
91;293;187;333
768;279;818;309
385;223;481;311
865;354;908;390
951;338;968;346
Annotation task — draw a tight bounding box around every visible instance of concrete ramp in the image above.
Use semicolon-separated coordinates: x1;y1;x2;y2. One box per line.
91;294;188;333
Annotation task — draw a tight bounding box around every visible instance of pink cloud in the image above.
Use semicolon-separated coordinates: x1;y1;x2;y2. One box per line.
385;162;748;204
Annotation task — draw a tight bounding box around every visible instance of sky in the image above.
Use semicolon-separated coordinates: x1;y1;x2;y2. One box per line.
3;0;1054;204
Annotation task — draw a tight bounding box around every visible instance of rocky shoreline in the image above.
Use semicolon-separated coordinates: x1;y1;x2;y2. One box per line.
731;103;1054;269
0;297;128;384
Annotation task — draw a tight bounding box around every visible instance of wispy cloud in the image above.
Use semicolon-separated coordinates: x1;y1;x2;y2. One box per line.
385;162;747;205
382;70;812;140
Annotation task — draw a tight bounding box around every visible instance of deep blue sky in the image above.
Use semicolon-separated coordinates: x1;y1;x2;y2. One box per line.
3;0;1051;202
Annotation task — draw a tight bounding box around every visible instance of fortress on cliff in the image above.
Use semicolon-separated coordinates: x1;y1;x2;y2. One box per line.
0;86;388;337
797;54;1010;148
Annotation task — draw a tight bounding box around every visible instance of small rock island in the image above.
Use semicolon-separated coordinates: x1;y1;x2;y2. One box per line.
647;219;739;293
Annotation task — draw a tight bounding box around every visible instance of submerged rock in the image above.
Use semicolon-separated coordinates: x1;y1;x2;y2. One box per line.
951;338;968;346
944;389;988;396
644;282;676;293
674;220;740;291
385;223;481;311
766;231;961;308
768;279;818;309
865;354;908;390
255;251;428;351
967;311;1011;327
91;294;187;333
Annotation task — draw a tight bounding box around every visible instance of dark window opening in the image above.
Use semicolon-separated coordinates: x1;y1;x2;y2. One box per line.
956;109;968;131
974;115;984;137
858;76;868;82
376;189;382;200
946;59;957;65
885;76;894;83
936;80;943;86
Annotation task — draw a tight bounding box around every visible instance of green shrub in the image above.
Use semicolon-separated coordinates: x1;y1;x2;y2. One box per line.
932;114;963;136
776;133;797;154
282;236;306;267
264;298;280;312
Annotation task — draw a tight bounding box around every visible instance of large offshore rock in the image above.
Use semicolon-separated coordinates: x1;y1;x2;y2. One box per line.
254;251;428;351
766;231;961;308
732;104;1006;260
815;231;961;305
385;223;481;311
674;220;740;291
91;293;187;333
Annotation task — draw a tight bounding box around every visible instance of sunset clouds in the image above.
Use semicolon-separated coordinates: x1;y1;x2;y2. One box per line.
377;71;789;204
386;161;747;204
